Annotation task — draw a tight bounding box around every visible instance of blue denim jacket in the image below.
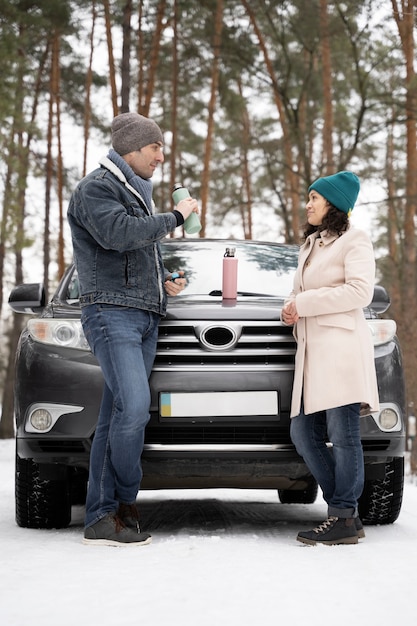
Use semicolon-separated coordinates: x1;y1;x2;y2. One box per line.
67;160;178;316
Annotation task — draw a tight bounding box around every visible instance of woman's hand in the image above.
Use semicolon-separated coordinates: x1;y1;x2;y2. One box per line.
281;300;299;325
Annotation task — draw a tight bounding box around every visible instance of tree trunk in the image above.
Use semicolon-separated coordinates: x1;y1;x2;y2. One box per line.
238;78;252;240
391;0;417;472
0;168;13;315
83;0;96;177
169;0;179;219
0;317;23;438
241;0;300;242
51;32;66;280
121;0;132;113
141;0;166;116
200;0;223;237
320;0;334;173
103;0;119;116
44;49;54;299
0;29;46;438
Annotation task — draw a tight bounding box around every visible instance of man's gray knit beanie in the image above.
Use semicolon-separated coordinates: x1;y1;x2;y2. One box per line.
111;112;163;155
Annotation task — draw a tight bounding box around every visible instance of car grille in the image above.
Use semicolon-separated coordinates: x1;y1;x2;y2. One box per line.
144;429;393;450
154;320;296;368
145;425;291;445
37;440;87;453
362;440;392;452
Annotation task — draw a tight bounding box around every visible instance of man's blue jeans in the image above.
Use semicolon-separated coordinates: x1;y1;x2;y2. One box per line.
81;304;160;528
290;403;364;518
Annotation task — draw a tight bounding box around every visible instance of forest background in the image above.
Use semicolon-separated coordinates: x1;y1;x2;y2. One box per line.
1;0;417;469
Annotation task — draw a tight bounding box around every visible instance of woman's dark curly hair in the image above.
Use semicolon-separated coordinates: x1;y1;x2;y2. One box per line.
302;204;349;241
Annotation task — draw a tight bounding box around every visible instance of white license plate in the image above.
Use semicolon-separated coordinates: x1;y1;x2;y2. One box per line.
159;391;278;418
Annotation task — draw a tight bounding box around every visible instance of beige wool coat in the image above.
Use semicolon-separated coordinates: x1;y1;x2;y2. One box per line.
286;226;380;418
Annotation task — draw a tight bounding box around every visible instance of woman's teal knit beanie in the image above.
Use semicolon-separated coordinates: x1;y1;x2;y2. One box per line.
308;171;360;217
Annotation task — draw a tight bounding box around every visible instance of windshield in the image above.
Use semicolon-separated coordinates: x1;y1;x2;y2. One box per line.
63;239;299;302
161;240;299;297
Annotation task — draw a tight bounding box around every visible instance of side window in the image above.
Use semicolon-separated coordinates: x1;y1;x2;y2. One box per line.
66;272;80;301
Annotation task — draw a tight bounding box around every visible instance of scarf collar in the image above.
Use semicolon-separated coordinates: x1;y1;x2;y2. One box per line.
104;148;154;212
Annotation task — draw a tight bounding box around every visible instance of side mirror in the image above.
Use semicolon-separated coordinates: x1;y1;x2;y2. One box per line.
371;285;390;315
8;283;46;314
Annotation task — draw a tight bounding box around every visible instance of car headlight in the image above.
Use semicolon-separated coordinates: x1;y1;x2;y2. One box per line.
367;319;397;346
27;319;90;351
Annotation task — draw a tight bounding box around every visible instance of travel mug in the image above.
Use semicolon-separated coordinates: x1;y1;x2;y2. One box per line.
172;183;202;234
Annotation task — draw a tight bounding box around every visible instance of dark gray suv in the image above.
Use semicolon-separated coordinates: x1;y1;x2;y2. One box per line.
9;238;406;529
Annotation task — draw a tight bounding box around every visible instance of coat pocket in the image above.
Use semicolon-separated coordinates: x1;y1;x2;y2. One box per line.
124;252;139;287
316;312;355;331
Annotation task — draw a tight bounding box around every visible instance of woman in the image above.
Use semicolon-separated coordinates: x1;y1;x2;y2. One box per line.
282;171;379;546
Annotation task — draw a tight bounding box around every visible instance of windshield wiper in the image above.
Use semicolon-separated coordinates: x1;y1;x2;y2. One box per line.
208;290;273;297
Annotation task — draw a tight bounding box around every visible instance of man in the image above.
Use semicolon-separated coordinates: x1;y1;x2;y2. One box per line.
67;112;199;546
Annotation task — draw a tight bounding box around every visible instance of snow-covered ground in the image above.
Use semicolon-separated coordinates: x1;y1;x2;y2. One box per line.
1;437;416;626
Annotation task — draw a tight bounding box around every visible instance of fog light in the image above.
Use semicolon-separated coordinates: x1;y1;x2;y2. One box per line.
25;403;84;433
30;409;53;431
379;407;399;430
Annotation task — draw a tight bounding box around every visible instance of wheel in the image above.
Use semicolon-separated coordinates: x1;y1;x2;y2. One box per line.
278;479;318;504
359;457;404;525
15;455;71;529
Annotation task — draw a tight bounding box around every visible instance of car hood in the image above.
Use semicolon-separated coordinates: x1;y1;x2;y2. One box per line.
165;294;284;321
48;295;285;322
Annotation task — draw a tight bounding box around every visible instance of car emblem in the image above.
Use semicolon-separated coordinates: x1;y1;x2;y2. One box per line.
198;324;241;351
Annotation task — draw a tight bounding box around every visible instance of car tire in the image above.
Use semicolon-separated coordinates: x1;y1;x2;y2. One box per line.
15;456;71;529
278;479;318;504
359;457;404;525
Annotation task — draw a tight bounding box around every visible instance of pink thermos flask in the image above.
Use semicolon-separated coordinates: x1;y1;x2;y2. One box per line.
222;248;238;299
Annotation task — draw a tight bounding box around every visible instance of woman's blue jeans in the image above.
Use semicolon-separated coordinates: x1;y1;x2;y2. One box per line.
290;403;364;518
81;304;160;528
